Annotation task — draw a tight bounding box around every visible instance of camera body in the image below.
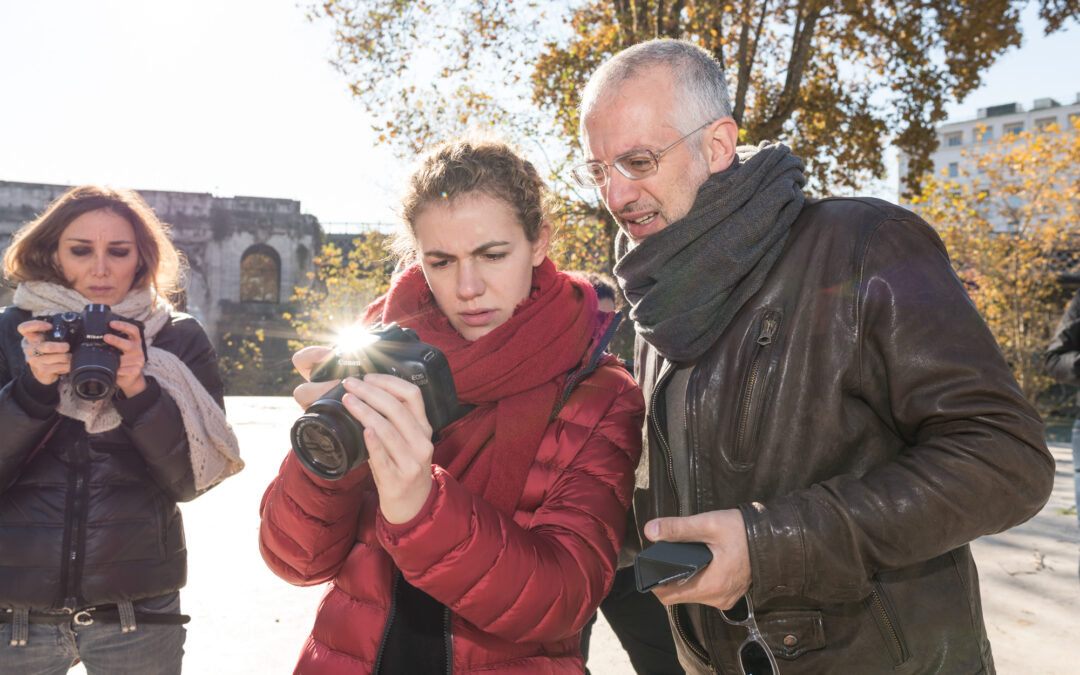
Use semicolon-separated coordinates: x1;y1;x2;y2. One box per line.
35;304;141;401
290;322;463;480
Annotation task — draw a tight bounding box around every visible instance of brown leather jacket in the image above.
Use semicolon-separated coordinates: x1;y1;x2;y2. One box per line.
632;197;1053;674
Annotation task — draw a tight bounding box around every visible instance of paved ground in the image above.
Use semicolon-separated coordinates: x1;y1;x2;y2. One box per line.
75;396;1080;673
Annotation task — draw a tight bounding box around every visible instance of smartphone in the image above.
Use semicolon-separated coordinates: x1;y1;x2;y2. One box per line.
634;541;713;592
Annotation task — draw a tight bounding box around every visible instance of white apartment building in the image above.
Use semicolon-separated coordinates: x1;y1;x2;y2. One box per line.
899;93;1080;230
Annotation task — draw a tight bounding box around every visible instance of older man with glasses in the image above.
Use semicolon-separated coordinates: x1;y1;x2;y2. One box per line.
576;38;1053;675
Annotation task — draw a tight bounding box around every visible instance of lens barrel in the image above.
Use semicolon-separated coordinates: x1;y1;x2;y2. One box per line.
290;383;368;479
71;345;120;400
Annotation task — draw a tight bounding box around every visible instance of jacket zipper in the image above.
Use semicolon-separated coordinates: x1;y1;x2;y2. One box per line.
372;570;400;674
443;605;453;675
734;312;780;464
61;436;89;608
649;360;682;516
652;359;714;670
668;605;715;670
552;311;622;419
869;586;907;665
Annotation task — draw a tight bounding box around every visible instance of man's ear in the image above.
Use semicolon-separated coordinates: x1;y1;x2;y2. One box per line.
704;117;739;174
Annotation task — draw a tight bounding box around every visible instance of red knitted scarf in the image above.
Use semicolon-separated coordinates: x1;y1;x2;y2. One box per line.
363;258;600;516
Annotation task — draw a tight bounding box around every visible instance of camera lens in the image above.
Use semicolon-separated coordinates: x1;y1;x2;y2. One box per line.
70;346;120;400
290;385;368;479
73;371;112;400
294;418;349;472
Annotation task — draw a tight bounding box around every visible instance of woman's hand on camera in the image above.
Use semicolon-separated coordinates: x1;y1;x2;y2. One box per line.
342;373;434;524
292;345;340;408
292;345;331;382
104;320;147;398
17;319;71;386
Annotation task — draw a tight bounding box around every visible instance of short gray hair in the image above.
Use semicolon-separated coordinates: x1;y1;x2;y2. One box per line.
580;39;732;137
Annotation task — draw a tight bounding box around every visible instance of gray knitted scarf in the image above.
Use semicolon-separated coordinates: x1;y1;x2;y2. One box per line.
613;141;806;362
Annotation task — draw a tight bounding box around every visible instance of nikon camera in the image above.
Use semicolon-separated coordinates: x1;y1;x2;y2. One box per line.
35;304;143;401
290;322;464;480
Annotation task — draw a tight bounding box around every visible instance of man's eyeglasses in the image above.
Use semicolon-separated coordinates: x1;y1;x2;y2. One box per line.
720;593;779;675
570;120;715;189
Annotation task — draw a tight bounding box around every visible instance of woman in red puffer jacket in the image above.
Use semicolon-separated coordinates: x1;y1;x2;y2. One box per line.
259;137;644;674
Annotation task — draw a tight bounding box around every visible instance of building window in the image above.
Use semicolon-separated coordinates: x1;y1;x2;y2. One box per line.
1035;117;1057;132
977;126;994;142
240;244;281;303
1003;122;1024;136
945;132;962;146
947;162;959;178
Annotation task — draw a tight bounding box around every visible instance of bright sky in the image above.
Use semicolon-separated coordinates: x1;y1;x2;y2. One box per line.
0;0;403;225
0;1;1077;221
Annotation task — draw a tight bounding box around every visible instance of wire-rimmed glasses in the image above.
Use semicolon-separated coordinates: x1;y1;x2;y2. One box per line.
720;593;779;675
570;119;716;188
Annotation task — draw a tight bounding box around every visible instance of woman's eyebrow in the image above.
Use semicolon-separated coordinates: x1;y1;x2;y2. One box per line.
63;236;134;244
424;240;510;258
471;240;510;255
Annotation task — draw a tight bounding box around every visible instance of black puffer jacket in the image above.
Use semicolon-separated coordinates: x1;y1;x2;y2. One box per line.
0;305;224;610
633;198;1053;674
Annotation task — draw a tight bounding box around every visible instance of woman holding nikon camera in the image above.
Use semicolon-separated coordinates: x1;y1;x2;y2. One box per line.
259;138;644;673
0;185;242;674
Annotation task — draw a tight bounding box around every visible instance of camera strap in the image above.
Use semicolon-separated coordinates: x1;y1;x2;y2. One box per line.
13;417;61;481
132;318;148;359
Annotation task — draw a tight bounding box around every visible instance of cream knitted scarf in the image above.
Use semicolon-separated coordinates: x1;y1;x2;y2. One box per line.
14;281;243;491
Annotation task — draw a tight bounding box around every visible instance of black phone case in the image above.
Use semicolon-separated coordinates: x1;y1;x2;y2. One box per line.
634;541;714;592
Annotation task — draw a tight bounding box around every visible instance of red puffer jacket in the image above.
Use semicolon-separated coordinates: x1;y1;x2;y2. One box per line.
259;356;643;674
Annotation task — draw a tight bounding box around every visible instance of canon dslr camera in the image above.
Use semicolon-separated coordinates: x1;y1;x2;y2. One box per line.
36;304;142;401
290;322;463;480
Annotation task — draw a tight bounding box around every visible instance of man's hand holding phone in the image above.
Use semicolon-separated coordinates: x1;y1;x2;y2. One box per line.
636;509;753;610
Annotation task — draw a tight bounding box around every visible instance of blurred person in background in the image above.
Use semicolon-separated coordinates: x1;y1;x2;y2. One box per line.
1043;287;1080;580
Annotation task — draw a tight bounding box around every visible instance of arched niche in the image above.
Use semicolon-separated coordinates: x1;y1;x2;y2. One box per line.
240;244;281;303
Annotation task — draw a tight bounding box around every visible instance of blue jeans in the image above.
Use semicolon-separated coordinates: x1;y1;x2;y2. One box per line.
0;593;185;675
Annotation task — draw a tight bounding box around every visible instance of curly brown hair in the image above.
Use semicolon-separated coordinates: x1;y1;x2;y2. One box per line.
3;185;185;301
395;136;552;259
